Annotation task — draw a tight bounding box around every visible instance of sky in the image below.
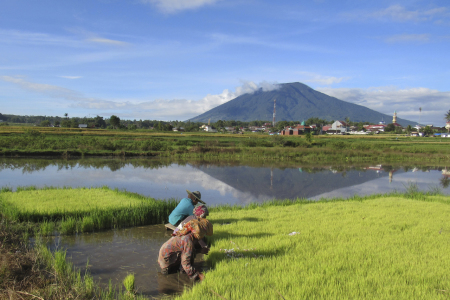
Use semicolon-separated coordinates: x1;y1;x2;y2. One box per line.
0;0;449;126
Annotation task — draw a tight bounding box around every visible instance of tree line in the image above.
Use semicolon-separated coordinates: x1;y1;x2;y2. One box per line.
2;111;449;133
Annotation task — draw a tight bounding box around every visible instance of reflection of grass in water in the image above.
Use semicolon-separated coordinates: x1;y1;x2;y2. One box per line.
178;193;450;300
0;186;178;234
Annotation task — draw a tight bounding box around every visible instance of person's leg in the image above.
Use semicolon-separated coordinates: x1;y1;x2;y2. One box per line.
161;255;182;275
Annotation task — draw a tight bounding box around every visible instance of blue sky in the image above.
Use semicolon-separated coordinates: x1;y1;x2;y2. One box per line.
1;0;449;125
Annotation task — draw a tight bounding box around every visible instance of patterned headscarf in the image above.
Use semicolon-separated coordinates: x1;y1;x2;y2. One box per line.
175;218;213;240
193;205;209;218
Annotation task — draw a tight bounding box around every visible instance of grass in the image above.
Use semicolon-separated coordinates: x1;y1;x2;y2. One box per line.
123;273;135;294
0;214;150;299
0;186;178;234
1;126;450;162
176;193;450;299
1;184;450;298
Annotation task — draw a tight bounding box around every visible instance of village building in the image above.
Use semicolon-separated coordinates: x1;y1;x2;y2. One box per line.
363;124;385;132
322;120;349;134
280;123;313;135
392;111;402;128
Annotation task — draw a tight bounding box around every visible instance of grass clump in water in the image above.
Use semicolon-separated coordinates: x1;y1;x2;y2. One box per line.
123;273;135;294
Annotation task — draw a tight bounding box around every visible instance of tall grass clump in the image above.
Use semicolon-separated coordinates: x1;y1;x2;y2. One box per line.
60;217;77;235
39;220;55;236
123;273;135;295
81;216;95;232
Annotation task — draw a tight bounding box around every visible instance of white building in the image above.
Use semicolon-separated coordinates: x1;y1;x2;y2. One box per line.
331;121;349;133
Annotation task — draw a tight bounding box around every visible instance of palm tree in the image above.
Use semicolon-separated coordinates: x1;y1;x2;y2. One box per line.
418;107;422;127
64;113;68;119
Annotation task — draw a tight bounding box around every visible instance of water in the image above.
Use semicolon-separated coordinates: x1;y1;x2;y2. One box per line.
45;224;205;298
1;158;450;205
3;157;450;297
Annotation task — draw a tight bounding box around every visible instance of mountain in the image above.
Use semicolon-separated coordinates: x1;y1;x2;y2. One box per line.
189;82;415;126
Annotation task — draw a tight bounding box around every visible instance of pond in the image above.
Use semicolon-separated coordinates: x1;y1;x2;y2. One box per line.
3;157;450;297
1;158;450;205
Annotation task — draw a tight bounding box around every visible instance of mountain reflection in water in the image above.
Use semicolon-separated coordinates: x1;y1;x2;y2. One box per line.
1;158;449;205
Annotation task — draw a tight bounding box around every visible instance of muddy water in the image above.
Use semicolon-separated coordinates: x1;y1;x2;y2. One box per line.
45;224;207;298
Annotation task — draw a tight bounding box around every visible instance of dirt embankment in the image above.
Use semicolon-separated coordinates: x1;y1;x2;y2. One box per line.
0;223;49;300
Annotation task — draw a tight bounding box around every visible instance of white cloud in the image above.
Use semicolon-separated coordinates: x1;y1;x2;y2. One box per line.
140;0;219;13
125;81;280;120
86;37;129;46
0;76;279;121
0;29;81;47
297;71;349;85
372;5;448;22
1;76;81;98
0;29;129;49
5;75;447;126
384;34;430;43
59;76;82;79
317;86;450;126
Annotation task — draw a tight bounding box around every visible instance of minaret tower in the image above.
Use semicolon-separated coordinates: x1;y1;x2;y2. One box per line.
393;111;397;124
272;99;276;127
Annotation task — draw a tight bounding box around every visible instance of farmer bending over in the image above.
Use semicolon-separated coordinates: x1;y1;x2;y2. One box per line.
168;190;205;226
158;218;213;281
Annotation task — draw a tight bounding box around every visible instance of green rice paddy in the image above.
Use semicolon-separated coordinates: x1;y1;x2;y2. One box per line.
1;126;450;162
177;194;450;299
2;185;450;299
0;186;178;233
3;187;144;213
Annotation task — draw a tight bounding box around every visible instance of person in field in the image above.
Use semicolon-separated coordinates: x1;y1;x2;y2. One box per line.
158;218;213;281
175;204;209;230
168;190;205;226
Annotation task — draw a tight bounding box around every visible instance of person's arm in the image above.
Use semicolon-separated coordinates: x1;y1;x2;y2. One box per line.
198;239;210;254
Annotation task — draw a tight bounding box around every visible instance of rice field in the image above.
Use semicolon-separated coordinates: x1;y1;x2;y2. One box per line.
2;184;450;298
177;194;450;299
0;186;178;233
1;126;450;162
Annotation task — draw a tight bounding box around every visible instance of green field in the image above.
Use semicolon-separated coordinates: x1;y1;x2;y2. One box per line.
1;126;450;163
1;186;450;299
177;194;450;299
0;186;178;234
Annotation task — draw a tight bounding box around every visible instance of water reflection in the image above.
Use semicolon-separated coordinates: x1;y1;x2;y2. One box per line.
45;225;203;297
1;158;449;205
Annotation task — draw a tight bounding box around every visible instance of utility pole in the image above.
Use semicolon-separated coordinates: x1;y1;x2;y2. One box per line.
272;99;276;127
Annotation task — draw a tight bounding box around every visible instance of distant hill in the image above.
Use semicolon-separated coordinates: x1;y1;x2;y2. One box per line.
189;82;415;126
